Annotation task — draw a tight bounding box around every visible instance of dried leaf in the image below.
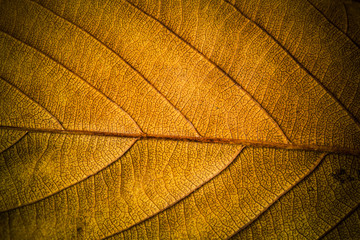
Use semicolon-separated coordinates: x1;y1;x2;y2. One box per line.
0;0;359;239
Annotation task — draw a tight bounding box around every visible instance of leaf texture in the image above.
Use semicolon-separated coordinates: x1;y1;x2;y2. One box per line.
321;206;360;239
0;0;359;239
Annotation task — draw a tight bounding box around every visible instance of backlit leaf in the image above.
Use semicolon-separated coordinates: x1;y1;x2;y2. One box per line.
0;0;359;239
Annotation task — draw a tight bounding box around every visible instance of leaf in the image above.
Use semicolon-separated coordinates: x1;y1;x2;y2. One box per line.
0;0;359;239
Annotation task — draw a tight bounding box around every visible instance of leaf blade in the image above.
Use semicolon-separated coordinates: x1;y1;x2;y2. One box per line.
0;0;359;239
0;139;243;239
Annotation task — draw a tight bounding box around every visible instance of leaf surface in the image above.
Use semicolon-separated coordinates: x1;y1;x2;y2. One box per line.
0;0;359;239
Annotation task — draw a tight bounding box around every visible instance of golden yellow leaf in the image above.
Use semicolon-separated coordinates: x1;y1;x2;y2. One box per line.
0;0;359;239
